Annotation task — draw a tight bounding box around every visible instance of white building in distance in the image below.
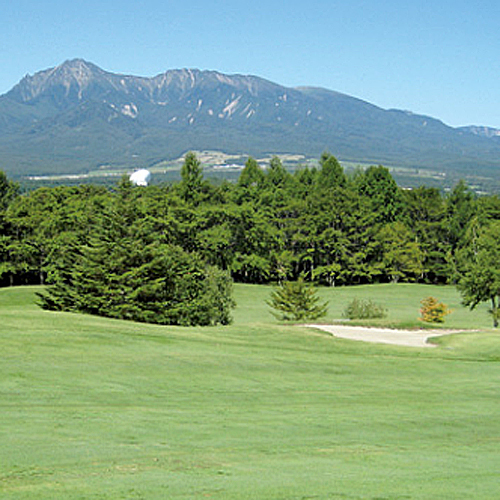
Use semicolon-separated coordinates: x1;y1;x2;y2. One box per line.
130;169;151;186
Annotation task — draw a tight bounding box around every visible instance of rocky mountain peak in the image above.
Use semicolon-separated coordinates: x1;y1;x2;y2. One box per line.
8;59;108;104
6;61;284;108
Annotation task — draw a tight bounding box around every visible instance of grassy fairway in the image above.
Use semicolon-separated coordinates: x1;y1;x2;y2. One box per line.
1;284;499;499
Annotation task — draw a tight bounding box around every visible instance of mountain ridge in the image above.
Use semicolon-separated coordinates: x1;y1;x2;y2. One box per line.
0;59;499;187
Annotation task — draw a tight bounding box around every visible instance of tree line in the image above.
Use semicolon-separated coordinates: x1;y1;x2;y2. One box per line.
0;152;498;325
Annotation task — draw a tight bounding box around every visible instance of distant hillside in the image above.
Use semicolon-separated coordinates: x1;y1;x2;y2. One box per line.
1;59;500;190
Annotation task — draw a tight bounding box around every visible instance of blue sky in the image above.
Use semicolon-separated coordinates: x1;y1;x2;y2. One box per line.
1;0;499;128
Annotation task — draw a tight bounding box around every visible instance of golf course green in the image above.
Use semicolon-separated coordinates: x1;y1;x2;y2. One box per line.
1;284;499;499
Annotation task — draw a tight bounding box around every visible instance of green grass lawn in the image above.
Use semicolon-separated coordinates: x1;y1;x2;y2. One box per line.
1;284;499;499
314;282;494;330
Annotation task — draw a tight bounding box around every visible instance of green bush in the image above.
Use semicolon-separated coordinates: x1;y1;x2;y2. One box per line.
343;298;387;320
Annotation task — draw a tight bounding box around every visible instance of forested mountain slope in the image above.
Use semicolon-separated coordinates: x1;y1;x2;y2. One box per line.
0;59;499;180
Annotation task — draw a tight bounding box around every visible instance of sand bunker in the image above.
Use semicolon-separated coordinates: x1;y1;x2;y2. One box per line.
303;324;463;347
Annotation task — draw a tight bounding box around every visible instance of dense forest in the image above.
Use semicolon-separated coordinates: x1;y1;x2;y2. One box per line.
0;152;499;325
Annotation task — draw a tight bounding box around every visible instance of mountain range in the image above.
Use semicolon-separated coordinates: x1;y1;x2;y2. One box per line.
0;58;499;187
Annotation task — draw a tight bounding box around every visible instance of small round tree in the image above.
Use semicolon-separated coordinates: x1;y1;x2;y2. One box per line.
267;277;328;321
419;296;451;323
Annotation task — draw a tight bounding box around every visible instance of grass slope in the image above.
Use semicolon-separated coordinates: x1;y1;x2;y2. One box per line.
1;284;499;499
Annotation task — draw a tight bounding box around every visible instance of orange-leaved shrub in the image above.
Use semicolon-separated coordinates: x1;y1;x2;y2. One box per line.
419;296;451;323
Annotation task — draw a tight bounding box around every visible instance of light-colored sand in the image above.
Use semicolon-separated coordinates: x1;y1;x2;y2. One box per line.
303;324;464;347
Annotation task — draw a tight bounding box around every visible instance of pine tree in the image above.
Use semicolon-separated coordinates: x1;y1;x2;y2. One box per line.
317;152;346;189
267;277;328;321
39;185;235;326
180;152;204;203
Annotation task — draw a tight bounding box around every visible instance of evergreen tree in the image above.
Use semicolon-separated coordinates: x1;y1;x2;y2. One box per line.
39;185;235;326
0;171;19;212
266;156;289;188
180;151;204;203
238;157;264;189
402;186;449;283
356;165;402;224
234;157;265;204
446;180;476;250
376;221;424;283
267;277;328;321
317;152;346;189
